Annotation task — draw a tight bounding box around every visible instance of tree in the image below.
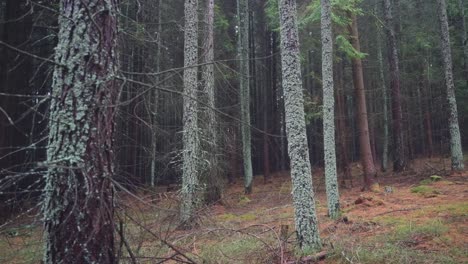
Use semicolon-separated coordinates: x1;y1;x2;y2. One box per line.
238;0;253;194
201;0;221;203
383;0;406;172
459;0;468;87
42;0;118;262
348;13;377;190
321;0;340;218
436;0;464;171
180;0;200;225
278;0;321;251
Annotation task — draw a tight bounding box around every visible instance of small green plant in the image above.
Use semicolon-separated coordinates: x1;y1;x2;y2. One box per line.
389;219;449;246
200;236;268;264
410;185;440;197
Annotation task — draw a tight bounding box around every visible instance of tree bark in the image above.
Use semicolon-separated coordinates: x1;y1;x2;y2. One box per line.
383;0;406;172
459;0;468;87
201;0;221;203
43;0;118;262
436;0;464;171
238;0;253;194
181;0;200;225
278;0;321;251
348;14;377;190
321;0;340;218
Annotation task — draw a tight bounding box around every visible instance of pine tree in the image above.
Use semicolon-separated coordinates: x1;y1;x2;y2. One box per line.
278;0;321;251
238;0;253;194
321;0;340;218
42;0;118;262
436;0;464;171
181;0;200;225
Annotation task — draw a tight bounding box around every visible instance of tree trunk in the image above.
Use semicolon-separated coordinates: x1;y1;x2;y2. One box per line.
43;0;118;262
383;0;406;172
181;0;200;225
348;14;377;190
459;0;468;87
336;57;352;186
201;0;221;203
436;0;464;171
238;0;253;194
321;0;340;218
278;0;321;251
377;31;390;172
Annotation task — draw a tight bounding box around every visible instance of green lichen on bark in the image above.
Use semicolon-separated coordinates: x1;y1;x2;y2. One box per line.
278;0;321;251
321;0;340;219
42;0;118;263
180;0;201;225
437;0;464;171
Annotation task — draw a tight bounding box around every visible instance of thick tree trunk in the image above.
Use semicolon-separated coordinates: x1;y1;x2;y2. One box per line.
181;0;200;224
278;0;321;251
321;0;340;218
42;0;118;262
383;0;406;172
436;0;464;171
238;0;253;193
348;14;377;190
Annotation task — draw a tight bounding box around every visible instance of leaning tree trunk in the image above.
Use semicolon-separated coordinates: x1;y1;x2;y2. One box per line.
321;0;340;219
238;0;253;194
383;0;406;172
348;14;377;190
278;0;321;251
436;0;464;171
42;0;118;263
181;0;200;225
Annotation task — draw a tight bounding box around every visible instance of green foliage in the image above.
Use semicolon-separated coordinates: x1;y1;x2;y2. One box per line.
389;219;449;244
300;0;362;27
336;35;368;59
214;4;234;53
265;0;280;31
410;185;440;198
303;94;323;124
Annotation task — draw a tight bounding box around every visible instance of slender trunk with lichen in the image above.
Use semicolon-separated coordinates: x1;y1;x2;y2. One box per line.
437;0;464;171
238;0;253;194
383;0;406;172
321;0;340;218
201;0;221;203
181;0;200;225
348;14;377;190
42;0;118;263
278;0;321;252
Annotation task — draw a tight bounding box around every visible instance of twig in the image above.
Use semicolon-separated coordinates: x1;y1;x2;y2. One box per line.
116;218;138;264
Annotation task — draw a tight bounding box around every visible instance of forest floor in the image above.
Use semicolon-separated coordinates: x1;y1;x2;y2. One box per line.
0;157;467;263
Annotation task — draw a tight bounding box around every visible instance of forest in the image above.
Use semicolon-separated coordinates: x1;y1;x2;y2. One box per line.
0;0;467;263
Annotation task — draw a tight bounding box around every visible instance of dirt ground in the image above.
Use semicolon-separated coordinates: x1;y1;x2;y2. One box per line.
0;157;467;263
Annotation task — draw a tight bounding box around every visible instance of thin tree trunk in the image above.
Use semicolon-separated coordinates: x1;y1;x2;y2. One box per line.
377;20;389;172
238;0;253;193
278;0;321;251
383;0;406;172
181;0;200;225
150;0;163;187
459;0;468;87
336;57;352;186
348;14;377;190
321;0;340;218
43;0;118;262
436;0;464;171
201;0;220;203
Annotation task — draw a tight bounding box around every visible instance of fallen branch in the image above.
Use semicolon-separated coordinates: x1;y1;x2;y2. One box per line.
285;251;327;264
